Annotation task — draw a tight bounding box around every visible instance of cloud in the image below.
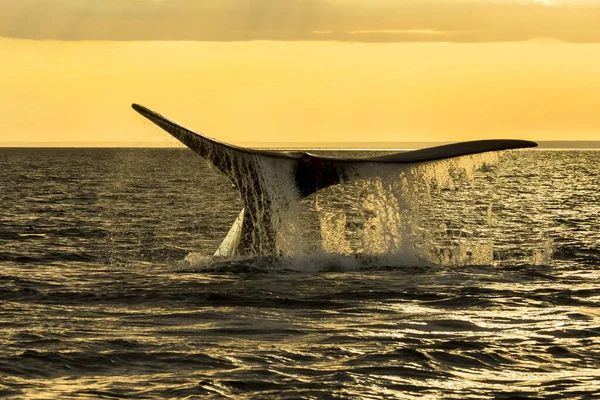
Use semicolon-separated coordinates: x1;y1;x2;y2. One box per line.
348;30;450;35
1;0;600;43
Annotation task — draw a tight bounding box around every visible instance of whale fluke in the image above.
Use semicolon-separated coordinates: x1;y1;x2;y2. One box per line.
132;103;537;257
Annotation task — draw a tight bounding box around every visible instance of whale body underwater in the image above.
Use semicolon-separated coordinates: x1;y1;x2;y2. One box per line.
131;103;537;258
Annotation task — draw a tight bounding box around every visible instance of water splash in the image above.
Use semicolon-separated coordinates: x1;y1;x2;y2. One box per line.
246;154;303;256
190;149;510;267
312;151;501;265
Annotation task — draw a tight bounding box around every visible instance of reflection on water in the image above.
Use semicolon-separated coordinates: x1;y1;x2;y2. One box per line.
0;148;598;398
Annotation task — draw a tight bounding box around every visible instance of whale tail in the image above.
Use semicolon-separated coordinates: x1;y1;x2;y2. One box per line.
132;103;537;257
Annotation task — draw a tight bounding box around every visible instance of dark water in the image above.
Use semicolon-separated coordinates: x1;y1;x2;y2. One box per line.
0;148;599;399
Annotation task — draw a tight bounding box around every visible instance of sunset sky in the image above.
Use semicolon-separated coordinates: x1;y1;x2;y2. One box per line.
1;0;599;146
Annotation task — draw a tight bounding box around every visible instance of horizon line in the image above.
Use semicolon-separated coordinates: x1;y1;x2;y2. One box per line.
1;140;600;150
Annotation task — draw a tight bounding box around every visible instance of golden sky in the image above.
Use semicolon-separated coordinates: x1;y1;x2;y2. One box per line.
1;0;599;146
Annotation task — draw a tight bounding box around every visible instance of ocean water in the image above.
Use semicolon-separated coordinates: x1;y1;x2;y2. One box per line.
0;148;598;399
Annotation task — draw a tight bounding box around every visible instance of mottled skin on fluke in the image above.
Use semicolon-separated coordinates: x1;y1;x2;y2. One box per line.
132;103;537;256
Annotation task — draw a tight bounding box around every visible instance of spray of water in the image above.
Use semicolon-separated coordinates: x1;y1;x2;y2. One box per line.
312;151;501;266
251;155;303;255
188;149;509;268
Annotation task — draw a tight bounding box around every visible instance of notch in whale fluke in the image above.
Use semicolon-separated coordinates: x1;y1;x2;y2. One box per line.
131;103;537;257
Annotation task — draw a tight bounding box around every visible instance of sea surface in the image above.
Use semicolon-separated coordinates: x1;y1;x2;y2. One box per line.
0;148;599;399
